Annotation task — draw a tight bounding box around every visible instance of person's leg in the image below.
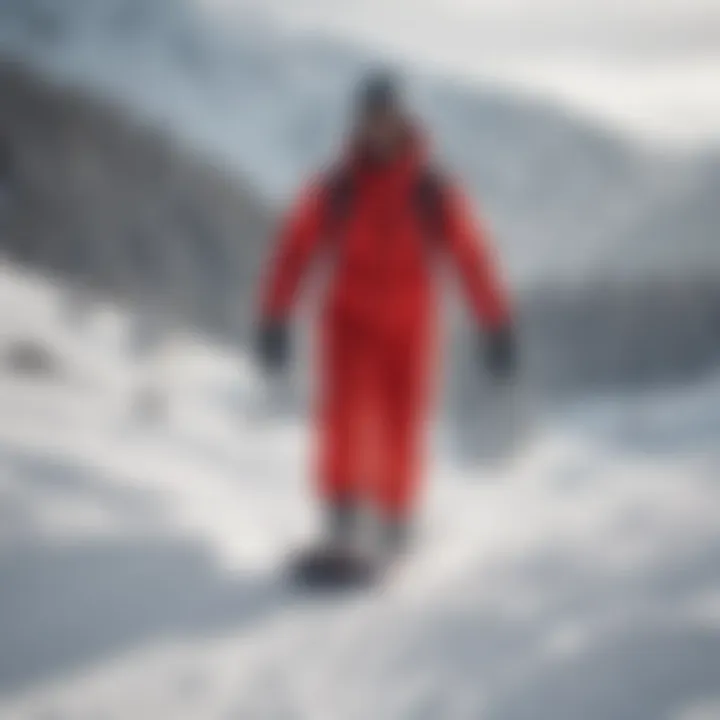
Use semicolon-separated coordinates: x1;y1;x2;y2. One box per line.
316;317;370;515
375;322;433;531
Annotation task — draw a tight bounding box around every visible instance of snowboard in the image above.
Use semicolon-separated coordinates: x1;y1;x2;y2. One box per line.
288;546;386;591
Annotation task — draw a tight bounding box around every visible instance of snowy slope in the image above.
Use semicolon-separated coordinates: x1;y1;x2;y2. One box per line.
1;268;720;719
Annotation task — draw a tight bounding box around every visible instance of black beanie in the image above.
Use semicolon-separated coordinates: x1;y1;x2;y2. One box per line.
356;71;403;116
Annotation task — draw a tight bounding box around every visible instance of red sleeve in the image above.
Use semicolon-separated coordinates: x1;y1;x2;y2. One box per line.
440;183;511;330
260;180;328;321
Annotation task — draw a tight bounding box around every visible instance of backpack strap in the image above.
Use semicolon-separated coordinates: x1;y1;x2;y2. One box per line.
322;168;354;241
321;165;448;246
413;167;447;245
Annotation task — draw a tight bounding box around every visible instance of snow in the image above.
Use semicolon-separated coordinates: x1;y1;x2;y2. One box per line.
1;267;720;719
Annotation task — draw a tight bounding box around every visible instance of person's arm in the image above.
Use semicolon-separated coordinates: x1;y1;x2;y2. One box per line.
257;180;328;370
440;183;516;377
261;180;328;321
440;183;510;329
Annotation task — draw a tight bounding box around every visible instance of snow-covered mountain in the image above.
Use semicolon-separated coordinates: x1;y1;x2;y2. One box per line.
607;158;720;277
0;58;273;339
1;0;719;400
0;0;717;285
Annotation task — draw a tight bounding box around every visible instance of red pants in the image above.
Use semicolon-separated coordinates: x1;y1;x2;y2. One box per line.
317;311;432;518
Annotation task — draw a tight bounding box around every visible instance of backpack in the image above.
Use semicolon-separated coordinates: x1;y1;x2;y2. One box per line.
323;167;447;247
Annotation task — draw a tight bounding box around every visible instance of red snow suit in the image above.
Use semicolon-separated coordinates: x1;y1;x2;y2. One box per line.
260;132;510;518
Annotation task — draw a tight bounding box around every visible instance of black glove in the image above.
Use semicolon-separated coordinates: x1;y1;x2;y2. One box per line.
256;321;290;372
483;325;517;381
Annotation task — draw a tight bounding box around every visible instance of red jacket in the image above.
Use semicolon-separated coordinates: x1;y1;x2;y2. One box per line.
260;134;510;335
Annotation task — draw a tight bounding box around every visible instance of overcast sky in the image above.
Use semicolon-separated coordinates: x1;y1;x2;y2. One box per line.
202;0;720;145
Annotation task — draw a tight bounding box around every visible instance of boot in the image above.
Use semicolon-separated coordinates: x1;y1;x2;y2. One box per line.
324;500;359;551
292;501;375;589
378;515;412;559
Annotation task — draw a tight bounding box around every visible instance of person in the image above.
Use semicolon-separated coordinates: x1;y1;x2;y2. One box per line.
256;72;516;563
